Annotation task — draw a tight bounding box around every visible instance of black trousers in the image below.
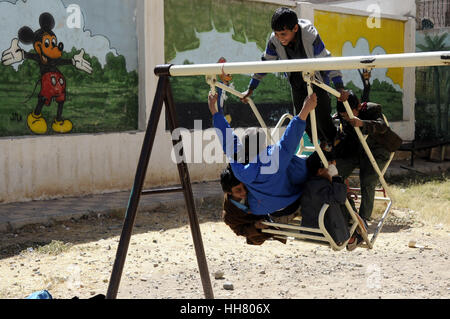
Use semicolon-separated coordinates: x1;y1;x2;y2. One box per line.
290;82;336;144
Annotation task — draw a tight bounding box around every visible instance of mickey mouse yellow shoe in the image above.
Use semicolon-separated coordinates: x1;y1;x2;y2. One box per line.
52;119;73;134
27;112;48;135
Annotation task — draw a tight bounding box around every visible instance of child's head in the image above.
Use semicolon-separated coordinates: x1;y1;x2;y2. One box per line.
336;91;360;119
220;166;247;200
271;7;299;46
306;152;337;182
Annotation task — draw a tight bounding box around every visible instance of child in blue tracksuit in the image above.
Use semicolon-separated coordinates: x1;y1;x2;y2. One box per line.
208;91;318;216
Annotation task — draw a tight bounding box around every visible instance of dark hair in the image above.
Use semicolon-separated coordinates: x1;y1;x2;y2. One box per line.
220;165;241;193
306;152;325;176
336;91;359;113
271;7;298;31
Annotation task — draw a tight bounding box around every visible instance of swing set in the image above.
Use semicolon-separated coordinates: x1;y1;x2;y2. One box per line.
106;51;450;299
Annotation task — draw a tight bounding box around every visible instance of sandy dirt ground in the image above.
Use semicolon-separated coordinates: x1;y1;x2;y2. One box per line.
0;197;449;299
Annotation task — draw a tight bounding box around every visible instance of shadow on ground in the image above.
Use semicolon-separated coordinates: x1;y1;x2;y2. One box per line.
0;192;420;261
0;196;224;261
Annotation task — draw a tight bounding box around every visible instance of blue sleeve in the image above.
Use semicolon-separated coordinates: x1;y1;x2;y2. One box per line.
249;40;278;90
249;78;260;90
313;35;326;56
213;113;260;183
213;112;240;159
332;76;344;90
217;87;224;114
270;116;307;173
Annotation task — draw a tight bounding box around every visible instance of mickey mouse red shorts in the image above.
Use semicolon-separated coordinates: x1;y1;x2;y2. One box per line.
39;72;66;105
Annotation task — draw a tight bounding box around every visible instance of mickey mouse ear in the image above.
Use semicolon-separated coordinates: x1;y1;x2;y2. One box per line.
39;12;55;31
18;26;35;45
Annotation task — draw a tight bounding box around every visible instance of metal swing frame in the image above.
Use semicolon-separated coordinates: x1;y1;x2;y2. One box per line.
106;51;450;299
207;72;378;251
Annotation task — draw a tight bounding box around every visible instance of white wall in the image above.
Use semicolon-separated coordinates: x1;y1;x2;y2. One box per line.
0;0;225;204
0;0;420;204
329;0;416;17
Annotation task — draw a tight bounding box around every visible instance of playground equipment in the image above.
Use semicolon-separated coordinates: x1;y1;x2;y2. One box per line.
106;51;450;300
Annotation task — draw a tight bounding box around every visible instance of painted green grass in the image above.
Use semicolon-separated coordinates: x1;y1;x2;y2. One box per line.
0;83;138;137
170;74;403;122
170;73;292;104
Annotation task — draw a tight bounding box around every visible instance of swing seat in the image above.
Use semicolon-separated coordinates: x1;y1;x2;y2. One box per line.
261;202;365;251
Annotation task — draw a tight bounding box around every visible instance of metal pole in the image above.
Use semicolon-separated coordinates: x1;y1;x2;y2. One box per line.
164;79;215;300
106;77;167;299
167;51;450;77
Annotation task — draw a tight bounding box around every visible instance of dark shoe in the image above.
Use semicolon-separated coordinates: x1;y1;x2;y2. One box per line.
354;213;368;237
346;233;363;251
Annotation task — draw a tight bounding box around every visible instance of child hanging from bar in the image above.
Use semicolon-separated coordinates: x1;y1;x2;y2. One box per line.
208;91;316;217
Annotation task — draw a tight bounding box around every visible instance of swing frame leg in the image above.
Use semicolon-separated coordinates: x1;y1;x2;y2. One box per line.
106;74;214;300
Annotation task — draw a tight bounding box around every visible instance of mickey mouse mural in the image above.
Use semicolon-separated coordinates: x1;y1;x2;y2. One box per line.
1;12;92;134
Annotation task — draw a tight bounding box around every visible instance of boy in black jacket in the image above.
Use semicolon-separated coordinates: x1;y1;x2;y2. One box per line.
301;152;367;250
334;92;402;222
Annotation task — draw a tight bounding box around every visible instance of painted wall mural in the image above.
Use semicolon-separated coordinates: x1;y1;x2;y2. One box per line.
0;0;138;137
165;0;409;131
416;28;450;140
314;10;406;121
165;0;293;130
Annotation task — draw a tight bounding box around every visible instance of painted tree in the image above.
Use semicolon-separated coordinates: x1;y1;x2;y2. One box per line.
416;33;450;137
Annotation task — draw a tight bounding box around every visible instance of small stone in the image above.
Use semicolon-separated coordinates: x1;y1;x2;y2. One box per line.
223;282;234;291
214;271;225;280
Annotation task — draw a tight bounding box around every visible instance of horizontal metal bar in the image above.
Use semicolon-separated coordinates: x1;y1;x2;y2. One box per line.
353;195;392;202
167;51;450;77
261;222;324;233
141;186;184;195
262;228;330;243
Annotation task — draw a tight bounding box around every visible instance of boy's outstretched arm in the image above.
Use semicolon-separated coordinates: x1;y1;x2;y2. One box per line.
271;93;318;174
240;41;278;104
209;92;259;183
298;93;317;121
